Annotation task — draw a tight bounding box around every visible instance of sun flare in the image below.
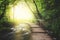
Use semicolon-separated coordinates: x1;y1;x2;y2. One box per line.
13;2;33;20
6;2;35;25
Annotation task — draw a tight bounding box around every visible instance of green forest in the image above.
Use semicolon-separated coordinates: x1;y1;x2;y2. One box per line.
0;0;60;40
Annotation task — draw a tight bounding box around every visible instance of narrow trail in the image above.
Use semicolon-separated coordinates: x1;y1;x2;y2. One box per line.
29;23;53;40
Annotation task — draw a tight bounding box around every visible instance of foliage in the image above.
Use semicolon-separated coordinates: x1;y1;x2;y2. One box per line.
0;0;17;31
35;0;60;39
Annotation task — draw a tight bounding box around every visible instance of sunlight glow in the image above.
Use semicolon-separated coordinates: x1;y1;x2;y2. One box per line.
10;2;35;24
13;3;32;20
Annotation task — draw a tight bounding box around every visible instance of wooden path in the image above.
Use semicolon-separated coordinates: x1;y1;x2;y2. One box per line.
29;23;53;40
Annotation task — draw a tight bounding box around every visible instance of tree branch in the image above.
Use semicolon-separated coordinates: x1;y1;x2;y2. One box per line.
32;0;42;19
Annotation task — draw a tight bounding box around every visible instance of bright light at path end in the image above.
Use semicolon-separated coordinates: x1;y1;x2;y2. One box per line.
10;2;35;24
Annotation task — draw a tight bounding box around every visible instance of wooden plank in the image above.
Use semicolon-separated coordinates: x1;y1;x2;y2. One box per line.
31;28;46;33
31;33;53;40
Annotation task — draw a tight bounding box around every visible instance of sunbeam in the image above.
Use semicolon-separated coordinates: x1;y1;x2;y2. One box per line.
6;2;35;25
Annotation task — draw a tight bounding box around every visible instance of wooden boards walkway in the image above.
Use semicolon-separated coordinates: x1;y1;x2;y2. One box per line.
29;23;53;40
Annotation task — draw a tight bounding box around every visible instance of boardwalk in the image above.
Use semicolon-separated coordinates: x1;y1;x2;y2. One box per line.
29;23;53;40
